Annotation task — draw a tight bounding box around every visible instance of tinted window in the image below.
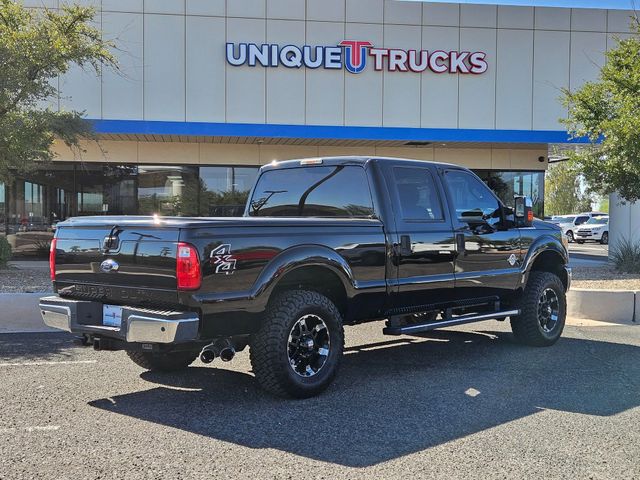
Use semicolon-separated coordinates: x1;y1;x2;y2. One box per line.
575;216;589;225
444;170;500;225
392;167;443;221
249;165;374;217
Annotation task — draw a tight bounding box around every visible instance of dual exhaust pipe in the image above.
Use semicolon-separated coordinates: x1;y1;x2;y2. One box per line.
200;338;235;364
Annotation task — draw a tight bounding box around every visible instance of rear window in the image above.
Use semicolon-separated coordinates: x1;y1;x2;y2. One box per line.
248;165;374;217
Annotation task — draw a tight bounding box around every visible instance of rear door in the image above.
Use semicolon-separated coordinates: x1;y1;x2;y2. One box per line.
382;164;456;312
441;169;521;299
54;225;181;305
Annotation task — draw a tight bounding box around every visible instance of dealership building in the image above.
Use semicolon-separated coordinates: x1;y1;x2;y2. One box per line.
2;0;637;254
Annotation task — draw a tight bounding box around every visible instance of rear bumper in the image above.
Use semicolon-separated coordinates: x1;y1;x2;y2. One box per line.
39;296;199;344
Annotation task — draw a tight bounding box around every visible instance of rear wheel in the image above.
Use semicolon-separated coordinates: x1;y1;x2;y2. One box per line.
126;350;198;372
600;232;609;245
511;271;566;347
250;290;344;398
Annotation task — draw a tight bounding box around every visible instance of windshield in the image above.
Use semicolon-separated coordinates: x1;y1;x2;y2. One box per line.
559;216;576;223
586;217;608;225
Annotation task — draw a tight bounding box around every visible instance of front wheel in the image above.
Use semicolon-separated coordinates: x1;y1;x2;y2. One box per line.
566;230;574;243
576;240;584;244
600;232;609;245
250;290;344;398
511;271;566;347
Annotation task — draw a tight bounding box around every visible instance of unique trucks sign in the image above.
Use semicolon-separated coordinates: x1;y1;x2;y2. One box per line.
226;41;488;74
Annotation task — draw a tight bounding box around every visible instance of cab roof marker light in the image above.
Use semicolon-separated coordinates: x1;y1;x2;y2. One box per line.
300;158;323;165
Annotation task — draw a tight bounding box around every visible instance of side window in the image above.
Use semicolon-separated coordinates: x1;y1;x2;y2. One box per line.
444;170;501;226
392;167;443;221
575;216;589;225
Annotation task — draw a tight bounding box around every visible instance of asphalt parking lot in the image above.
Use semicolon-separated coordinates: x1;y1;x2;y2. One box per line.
1;319;638;479
568;242;609;267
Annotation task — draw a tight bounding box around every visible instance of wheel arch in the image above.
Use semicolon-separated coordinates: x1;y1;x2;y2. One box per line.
251;245;355;319
522;237;569;291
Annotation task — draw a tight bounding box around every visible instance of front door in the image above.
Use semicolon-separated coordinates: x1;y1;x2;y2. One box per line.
384;164;456;313
442;169;521;300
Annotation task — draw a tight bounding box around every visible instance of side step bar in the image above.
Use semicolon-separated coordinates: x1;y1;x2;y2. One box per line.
383;309;520;336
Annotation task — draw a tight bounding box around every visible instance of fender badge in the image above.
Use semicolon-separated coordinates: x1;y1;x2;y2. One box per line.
210;244;237;275
507;254;518;266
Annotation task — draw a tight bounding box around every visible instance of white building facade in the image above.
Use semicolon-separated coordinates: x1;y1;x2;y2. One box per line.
2;0;637;254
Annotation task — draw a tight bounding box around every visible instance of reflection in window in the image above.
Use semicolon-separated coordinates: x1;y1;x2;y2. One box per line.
393;167;443;220
445;170;500;225
249;166;374;217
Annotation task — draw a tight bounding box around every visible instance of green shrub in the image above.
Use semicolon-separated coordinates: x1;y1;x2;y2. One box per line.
610;237;640;274
0;236;11;268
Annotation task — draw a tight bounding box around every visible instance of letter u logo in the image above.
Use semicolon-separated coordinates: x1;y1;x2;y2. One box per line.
339;40;373;74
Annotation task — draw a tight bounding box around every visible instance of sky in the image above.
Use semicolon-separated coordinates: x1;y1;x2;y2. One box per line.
404;0;637;10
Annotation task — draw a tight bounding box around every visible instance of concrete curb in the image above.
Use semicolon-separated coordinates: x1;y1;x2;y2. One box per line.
0;293;56;333
567;289;638;325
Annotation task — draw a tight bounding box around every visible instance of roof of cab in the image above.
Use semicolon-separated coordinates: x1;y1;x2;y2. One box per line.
259;156;462;171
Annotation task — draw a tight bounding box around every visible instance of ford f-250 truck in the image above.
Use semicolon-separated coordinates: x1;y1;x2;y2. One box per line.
40;157;571;398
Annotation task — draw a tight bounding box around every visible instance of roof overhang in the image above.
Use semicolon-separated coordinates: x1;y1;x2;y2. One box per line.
89;119;588;148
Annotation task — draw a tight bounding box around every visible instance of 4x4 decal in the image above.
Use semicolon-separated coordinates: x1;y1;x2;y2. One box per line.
210;244;237;275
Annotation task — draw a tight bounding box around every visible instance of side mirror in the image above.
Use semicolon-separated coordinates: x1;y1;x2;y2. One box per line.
514;196;533;227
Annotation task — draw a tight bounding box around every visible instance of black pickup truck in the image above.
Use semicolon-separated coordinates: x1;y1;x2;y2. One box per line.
40;157;570;398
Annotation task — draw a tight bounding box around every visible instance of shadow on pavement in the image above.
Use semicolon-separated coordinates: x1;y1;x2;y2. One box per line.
89;329;639;467
0;332;78;362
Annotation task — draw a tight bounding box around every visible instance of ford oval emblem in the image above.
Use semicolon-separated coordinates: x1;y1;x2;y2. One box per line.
100;259;119;273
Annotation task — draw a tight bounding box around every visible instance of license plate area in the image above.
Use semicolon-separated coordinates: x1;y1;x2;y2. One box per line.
103;304;123;327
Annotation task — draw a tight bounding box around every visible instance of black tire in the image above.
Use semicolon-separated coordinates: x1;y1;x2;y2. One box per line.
250;290;344;399
126;350;198;372
601;232;608;245
511;271;566;347
566;230;574;243
576;240;584;244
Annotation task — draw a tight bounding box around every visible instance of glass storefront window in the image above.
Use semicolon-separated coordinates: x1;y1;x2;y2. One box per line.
475;170;545;218
137;166;199;216
200;166;259;217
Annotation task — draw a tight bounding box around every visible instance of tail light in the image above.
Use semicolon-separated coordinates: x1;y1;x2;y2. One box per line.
176;242;201;290
49;238;57;281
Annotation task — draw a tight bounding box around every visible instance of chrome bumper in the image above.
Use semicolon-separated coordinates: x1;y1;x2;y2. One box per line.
39;296;199;344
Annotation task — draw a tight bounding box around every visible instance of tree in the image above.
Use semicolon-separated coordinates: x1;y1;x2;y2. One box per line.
544;161;592;216
562;18;640;202
0;1;116;182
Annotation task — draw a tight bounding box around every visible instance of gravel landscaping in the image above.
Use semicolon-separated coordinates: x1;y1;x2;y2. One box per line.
571;265;640;290
0;266;52;293
1;264;640;293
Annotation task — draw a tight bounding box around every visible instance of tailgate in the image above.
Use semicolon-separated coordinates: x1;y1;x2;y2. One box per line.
54;225;181;305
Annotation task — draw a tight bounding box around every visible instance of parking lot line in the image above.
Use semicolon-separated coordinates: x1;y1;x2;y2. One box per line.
0;360;97;367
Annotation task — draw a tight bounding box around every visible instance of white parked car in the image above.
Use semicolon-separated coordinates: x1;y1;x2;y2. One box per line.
550;212;607;243
574;216;609;244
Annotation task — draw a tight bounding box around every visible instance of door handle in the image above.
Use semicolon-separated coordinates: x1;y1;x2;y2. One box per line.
456;232;466;254
399;235;412;256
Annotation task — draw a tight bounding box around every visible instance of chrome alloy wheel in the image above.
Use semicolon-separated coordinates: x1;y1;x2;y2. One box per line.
538;288;560;333
287;314;330;377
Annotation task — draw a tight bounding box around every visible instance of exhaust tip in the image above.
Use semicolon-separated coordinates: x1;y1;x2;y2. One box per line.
200;349;216;363
219;347;235;362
